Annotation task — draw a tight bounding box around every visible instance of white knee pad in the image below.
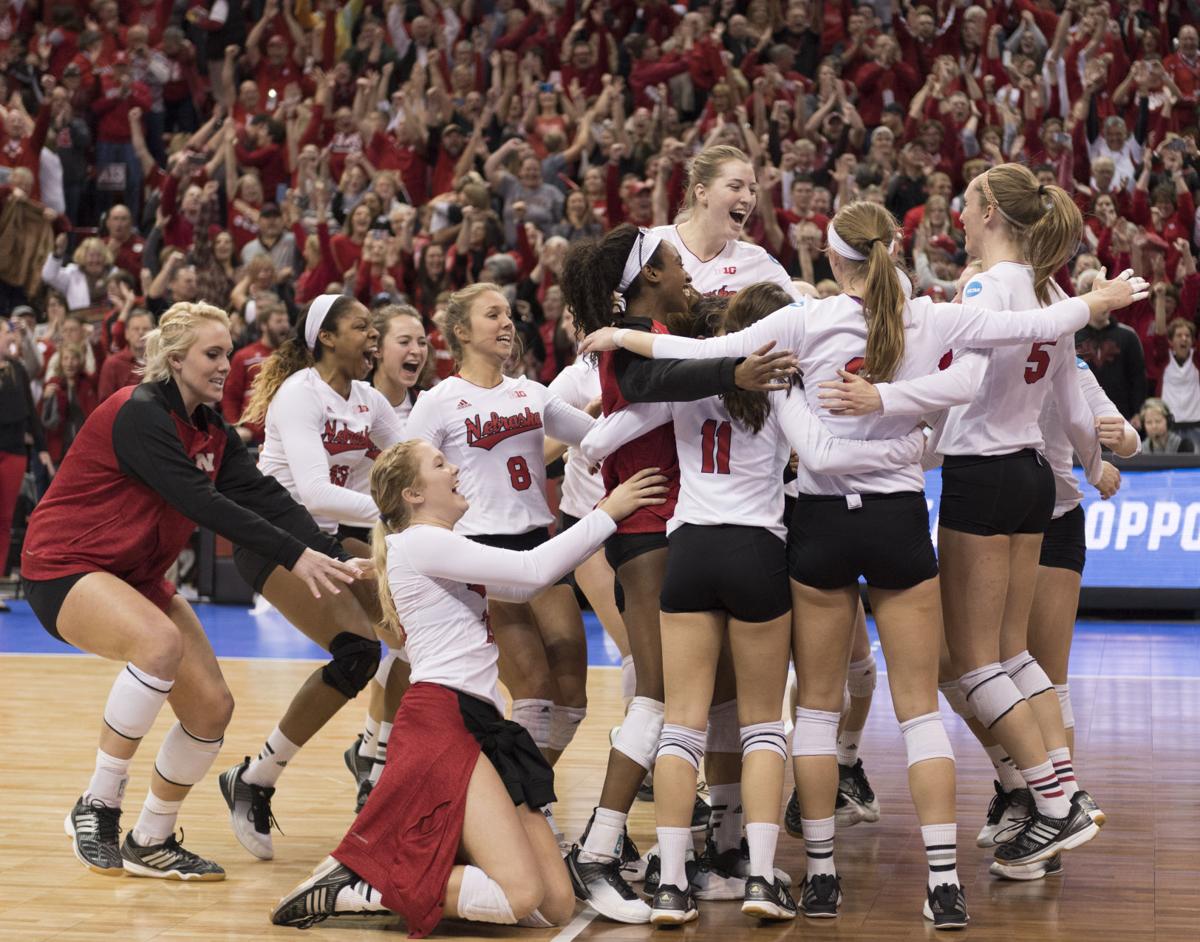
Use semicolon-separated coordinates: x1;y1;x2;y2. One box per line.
958;664;1023;729
846;653;877;699
898;712;954;767
104;664;174;741
154;722;223;787
1055;684;1074;730
373;651;398;687
706;699;740;754
510;698;554;749
938;680;975;720
548;705;587;752
613;697;664;770
656;723;707;771
791;707;840;757
1001;650;1055;700
740;721;787;761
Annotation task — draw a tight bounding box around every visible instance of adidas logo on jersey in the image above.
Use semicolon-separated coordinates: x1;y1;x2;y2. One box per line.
464;407;544;450
457;399;472;409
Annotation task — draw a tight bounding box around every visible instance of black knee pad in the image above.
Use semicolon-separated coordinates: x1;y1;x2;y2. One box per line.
321;632;382;698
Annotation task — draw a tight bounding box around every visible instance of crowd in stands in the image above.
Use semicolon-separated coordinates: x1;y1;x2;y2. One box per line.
3;0;1200;572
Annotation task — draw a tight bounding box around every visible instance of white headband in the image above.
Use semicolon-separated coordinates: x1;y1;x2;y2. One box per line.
304;294;341;351
618;228;665;294
827;225;867;261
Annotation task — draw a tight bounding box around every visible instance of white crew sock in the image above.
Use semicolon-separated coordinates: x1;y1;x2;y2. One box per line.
132;791;182;846
745;822;779;880
243;726;301;788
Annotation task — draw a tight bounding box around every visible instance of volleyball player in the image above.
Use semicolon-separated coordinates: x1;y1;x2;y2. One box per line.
218;295;405;860
579;281;926;925
345;305;429;813
20;302;363;881
657;144;884;844
270;443;669;932
876;165;1123;871
547;307;634;715
405;283;597;772
559;225;796;923
579;201;1146;927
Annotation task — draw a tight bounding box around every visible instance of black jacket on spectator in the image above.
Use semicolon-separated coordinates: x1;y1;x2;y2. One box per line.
0;357;46;456
1075;320;1148;420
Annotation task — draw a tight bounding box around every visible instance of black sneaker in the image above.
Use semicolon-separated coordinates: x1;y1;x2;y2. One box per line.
992;803;1099;867
354;778;374;814
120;830;224;881
271;855;391;928
741;875;797;920
784;788;804;839
1071;789;1106;827
835;759;880;826
649;883;698;926
218;757;280;859
619;831;649;883
64;796;123;875
566;846;651;923
691;793;711;833
800;873;842;918
644;845;697;895
344;736;373;788
976;782;1034;847
923;882;969;930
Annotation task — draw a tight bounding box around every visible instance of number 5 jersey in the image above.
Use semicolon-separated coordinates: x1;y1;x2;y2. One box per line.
405;374;594;536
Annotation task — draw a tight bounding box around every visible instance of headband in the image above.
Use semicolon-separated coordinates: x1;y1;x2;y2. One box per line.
304;294;340;352
978;170;1025;227
618;228;665;294
827;225;867;261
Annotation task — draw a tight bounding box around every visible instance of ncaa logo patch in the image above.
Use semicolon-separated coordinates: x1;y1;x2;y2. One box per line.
964;281;983;299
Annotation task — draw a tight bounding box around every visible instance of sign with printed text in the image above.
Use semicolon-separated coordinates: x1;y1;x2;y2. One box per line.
921;469;1200;589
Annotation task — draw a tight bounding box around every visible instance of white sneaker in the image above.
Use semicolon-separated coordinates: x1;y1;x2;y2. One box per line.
976;783;1034;848
218;758;276;860
567;847;651;924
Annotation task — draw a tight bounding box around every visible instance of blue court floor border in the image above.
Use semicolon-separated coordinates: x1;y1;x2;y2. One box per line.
2;599;1199;678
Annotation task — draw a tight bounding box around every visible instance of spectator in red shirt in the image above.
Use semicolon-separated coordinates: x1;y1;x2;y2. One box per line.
97;308;153;401
222;298;291;443
93;52;152;219
236;115;289;204
103;204;145;278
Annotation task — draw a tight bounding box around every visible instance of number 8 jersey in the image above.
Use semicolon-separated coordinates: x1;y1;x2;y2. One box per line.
406;374;594;536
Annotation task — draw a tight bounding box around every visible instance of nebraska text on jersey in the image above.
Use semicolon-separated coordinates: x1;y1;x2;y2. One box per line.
322;419;382;458
465;407;544;450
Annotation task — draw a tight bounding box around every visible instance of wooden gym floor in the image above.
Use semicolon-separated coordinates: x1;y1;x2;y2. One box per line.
0;647;1197;942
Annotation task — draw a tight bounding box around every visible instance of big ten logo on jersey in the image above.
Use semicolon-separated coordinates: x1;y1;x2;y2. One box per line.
194;452;216;473
722;266;737;276
322;419;381;459
330;464;350;487
466;583;494;643
464;407;544;450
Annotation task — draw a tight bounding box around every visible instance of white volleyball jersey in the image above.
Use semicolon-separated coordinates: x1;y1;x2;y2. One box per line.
1041;360;1137;518
387;510;616;712
1162;352;1200;423
393;392;415;429
258;368;404;532
935;264;1099;466
652;225;804;300
548;358;606;519
581;391;927;538
649;293;1091;496
406;374;594;536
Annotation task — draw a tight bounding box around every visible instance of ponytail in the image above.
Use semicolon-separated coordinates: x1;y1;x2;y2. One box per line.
862;240;906;383
369;441;426;646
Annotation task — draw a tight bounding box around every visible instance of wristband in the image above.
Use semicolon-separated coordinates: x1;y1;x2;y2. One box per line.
612;328;629;348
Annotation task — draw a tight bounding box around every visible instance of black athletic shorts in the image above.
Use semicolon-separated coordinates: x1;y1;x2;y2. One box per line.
661;524;790;623
562;512;626;612
788;492;938;591
783;494;797;528
22;572;89;643
1038;505;1086;574
939;449;1055;537
459;690;556;809
233;505;351;593
336;524;373;546
469;527;571;587
605;530;669;572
